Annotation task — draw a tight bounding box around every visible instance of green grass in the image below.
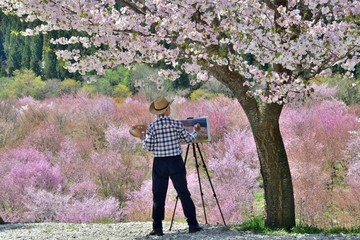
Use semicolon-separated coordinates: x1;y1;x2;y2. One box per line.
230;216;271;234
91;218;117;224
292;226;360;235
253;191;265;216
231;216;360;235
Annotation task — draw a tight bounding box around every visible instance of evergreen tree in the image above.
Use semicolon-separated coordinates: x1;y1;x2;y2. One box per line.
29;35;43;76
6;34;22;74
0;13;83;79
42;34;57;79
0;13;6;75
2;15;21;74
21;37;31;69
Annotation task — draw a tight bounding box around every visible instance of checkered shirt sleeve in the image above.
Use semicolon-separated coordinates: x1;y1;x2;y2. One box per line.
143;116;197;157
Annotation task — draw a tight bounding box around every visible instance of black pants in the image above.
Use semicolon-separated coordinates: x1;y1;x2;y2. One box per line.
152;155;198;229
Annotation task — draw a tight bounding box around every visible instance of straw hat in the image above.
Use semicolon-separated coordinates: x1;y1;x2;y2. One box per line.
149;96;174;115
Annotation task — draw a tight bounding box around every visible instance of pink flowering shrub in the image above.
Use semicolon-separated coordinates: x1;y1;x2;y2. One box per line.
0;94;143;223
23;123;66;158
23;188;71;222
6;160;64;192
123;180;153;221
47;92;117;121
56;196;122;223
56;138;86;181
0;148;65;221
22;187;122;223
0;101;19;147
104;124;139;152
69;181;98;200
17;96;38;106
205;130;259;223
334;131;360;227
0;145;124;223
116;95;153;126
308;83;338;102
0;93;359;228
89;150;149;203
280;100;360;227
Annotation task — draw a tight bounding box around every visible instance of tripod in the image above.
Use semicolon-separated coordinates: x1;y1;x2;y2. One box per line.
169;142;226;231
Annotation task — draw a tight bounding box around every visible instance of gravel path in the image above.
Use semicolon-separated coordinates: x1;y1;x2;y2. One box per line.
1;222;360;240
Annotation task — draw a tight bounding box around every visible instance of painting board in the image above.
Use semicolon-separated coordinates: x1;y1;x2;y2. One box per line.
179;116;211;143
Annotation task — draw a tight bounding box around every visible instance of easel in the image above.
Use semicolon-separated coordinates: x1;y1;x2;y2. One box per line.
169;142;226;231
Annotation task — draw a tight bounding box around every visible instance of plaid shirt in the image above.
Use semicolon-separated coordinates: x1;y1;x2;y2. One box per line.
143;115;197;157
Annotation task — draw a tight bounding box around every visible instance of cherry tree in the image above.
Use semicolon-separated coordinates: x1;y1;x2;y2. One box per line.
1;0;359;229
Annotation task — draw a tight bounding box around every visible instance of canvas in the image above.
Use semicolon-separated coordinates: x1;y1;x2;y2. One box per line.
179;117;211;143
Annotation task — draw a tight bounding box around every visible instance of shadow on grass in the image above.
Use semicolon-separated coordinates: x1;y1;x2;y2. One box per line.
133;224;230;240
0;222;36;232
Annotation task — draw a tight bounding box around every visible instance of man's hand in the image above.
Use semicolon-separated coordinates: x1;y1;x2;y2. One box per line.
130;125;147;139
193;123;201;132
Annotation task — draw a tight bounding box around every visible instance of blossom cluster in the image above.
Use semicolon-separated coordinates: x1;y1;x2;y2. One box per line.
0;0;359;103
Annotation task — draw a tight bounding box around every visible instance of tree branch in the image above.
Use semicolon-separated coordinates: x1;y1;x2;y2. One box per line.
294;46;357;80
115;0;146;15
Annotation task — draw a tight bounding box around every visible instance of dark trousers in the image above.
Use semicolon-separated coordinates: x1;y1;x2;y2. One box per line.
152;155;198;229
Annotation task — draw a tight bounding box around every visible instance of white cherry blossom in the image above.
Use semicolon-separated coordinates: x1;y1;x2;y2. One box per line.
1;0;358;104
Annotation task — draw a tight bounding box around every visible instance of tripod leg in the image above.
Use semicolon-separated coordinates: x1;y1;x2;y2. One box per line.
169;195;178;231
193;143;208;224
169;144;190;231
196;143;227;226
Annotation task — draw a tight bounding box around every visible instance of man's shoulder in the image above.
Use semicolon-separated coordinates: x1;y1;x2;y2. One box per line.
168;117;182;125
158;117;182;127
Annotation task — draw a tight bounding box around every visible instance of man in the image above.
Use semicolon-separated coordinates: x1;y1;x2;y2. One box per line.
134;96;203;236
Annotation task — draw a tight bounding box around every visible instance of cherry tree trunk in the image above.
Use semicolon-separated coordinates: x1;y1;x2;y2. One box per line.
247;103;295;230
207;65;295;229
0;216;5;224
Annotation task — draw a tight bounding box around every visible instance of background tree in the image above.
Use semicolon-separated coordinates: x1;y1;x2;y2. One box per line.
0;12;84;79
5;33;22;74
0;13;5;75
29;35;43;76
5;69;46;99
1;0;359;229
42;34;58;79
